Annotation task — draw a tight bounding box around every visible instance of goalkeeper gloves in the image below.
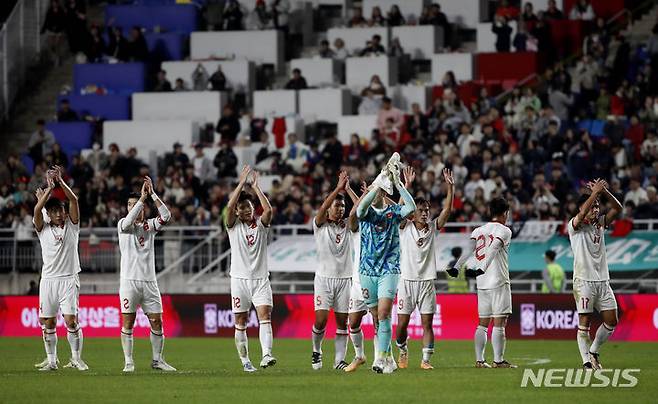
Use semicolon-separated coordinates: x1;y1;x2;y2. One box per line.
464;268;485;278
446;267;459;278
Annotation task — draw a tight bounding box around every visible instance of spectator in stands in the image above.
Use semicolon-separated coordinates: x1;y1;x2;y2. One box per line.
386;5;405;27
388;37;404;57
377;97;404;134
318;40;335;58
222;0;244;31
513;22;535;52
333;38;349;60
647;24;658;95
125;26;149;62
420;3;451;49
521;2;538;22
285;68;308;90
548;84;573;122
495;0;519;20
209;65;227;91
192;64;209;91
636;185;658;218
441;70;457;90
358;89;382;115
49;143;69;168
107;26;128;62
282;133;309;173
153;70;173;92
492;15;513;52
192;144;214;184
216;104;241;144
28;120;56;165
246;0;272;30
64;0;87;54
569;0;595;20
544;0;564;20
346;134;367;167
213;142;238;179
271;0;291;34
407;102;428;139
348;7;367;27
41;0;67;66
624;179;649;206
26;280;39;296
369;6;385;27
362;74;386;97
57;99;79;122
321;133;343;174
531;13;553;58
85;24;106;63
360;35;386;56
2;154;28;186
174;78;187;91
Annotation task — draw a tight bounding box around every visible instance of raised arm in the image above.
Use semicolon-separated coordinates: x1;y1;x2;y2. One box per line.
33;178;54;232
316;171;348;227
120;180;148;232
602;184;623;227
146;176;171;225
398;183;417;219
345;179;359;205
53;166;79;225
251;170;273;227
435;168;455;229
225;165;251;229
399;166;416;229
572;179;605;230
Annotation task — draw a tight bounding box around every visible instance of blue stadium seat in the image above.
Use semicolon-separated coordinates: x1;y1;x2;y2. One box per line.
57;95;132;121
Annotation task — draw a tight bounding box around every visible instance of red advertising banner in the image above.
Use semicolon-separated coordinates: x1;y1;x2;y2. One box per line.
1;294;657;341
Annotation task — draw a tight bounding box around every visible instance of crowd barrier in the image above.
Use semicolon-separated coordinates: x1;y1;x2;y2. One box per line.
1;294;656;341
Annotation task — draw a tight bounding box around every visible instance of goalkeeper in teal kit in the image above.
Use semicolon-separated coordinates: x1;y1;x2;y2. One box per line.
357;153;416;374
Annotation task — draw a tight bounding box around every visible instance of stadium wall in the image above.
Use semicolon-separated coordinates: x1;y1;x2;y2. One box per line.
1;294;657;341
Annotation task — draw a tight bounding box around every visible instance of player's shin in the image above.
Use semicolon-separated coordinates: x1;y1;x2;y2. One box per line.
492;326;506;363
589;323;615;354
149;328;164;362
577;326;591;364
474;325;487;362
259;320;273;357
312;325;326;353
121;327;134;364
335;328;349;365
349;326;365;359
43;328;58;365
235;326;250;364
377;317;392;359
66;325;83;361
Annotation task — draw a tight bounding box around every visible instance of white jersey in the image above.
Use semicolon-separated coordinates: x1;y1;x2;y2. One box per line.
313;219;352;278
352;230;361;280
118;216;166;281
400;222;440;281
471;222;512;290
36;217;81;279
227;217;269;279
567;216;609;281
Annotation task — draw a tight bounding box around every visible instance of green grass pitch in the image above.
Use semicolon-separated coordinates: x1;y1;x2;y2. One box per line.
0;338;656;403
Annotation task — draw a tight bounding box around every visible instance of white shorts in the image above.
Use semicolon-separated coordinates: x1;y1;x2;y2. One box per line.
314;275;351;313
230;277;273;313
477;283;512;318
397;279;436;315
39;275;80;318
348;278;368;314
573;279;618;314
119;279;163;314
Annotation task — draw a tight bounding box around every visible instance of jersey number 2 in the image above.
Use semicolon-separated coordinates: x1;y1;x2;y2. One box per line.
475;235;494;261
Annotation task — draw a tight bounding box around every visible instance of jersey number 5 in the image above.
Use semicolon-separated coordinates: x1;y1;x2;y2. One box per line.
475;235;494;261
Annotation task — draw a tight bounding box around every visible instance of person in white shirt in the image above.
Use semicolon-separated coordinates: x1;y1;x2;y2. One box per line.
448;197;516;368
396;168;454;370
118;176;176;373
32;166;87;371
225;165;276;372
568;179;622;370
311;171;357;370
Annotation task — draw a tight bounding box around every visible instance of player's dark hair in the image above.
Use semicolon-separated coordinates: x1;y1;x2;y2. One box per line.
128;192;141;201
576;193;597;209
415;198;430;208
545;250;556;261
489;197;509;217
237;192;253;205
44;198;64;211
333;193;345;202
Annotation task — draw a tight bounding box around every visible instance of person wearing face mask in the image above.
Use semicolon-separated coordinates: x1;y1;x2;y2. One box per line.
361;74;387;97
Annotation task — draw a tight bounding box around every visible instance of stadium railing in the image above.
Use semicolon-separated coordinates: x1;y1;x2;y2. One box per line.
0;0;48;120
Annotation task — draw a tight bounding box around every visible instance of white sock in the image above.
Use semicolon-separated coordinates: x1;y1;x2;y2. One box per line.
349;327;365;359
259;320;273;357
373;333;379;361
335;328;349;365
492;326;506;363
474;325;487;362
422;347;434;362
150;328;164;362
589;323;615;354
312;325;325;354
66;326;82;361
121;327;134;363
43;328;57;365
235;326;250;365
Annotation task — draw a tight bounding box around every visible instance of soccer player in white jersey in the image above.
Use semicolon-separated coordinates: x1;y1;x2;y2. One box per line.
311;171;356;370
32;167;87;371
449;197;516;368
396;168;454;370
226;165;276;372
118;176;176;372
568;179;622;370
